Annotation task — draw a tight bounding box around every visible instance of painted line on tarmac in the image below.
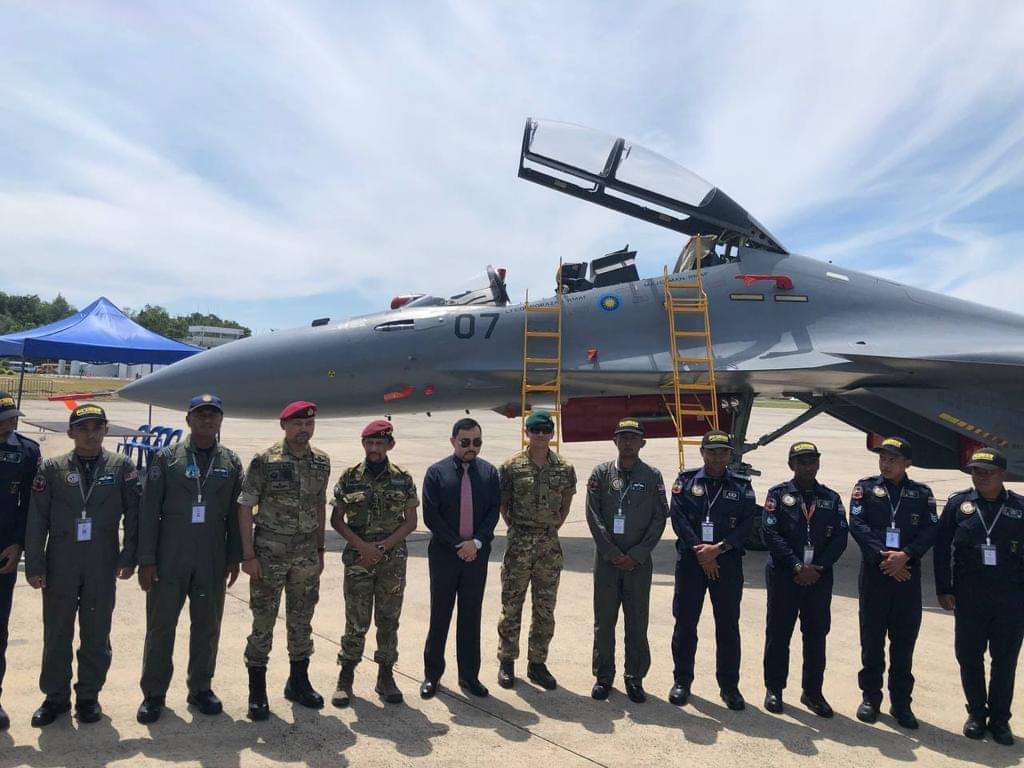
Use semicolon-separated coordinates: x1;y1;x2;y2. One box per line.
226;589;610;768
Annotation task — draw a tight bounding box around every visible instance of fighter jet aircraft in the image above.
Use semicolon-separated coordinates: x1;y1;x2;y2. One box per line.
121;118;1024;478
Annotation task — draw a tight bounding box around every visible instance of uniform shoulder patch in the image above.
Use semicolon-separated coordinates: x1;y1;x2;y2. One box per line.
671;479;684;495
31;473;46;492
851;484;864;501
148;464;162;480
764;495;777;513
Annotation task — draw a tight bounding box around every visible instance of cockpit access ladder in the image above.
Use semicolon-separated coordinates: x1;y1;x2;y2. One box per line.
663;241;719;470
520;263;564;451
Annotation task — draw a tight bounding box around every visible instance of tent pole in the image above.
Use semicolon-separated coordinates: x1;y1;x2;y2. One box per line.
147;363;153;427
15;355;26;410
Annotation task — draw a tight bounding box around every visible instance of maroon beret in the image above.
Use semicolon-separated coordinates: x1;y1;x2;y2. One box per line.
361;419;394;439
279;401;317;420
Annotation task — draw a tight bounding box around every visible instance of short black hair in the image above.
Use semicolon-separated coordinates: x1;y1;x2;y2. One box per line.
451;417;481;438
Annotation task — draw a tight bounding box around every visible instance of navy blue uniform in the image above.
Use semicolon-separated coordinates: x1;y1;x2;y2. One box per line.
849;475;937;708
0;432;41;697
935;488;1024;727
669;468;755;690
761;480;848;695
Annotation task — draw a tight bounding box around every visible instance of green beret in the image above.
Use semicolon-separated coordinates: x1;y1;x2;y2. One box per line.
525;410;554;429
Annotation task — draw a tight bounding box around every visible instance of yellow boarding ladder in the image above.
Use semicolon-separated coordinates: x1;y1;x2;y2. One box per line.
520;263;564;451
662;239;719;470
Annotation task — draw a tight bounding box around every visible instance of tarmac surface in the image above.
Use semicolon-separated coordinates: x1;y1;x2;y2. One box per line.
1;400;1021;767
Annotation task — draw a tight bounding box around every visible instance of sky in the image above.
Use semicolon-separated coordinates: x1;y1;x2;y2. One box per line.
1;1;1022;332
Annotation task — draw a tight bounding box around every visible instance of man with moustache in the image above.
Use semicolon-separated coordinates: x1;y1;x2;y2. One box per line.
331;420;419;706
0;392;40;730
238;401;330;720
135;394;245;724
849;436;937;729
669;429;756;710
936;447;1024;746
25;404;139;727
419;418;500;699
586;418;667;703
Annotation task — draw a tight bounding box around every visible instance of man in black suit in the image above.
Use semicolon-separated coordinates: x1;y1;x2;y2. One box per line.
420;418;500;698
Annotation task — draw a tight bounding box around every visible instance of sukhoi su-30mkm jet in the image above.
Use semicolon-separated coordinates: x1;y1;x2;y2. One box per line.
121;119;1024;478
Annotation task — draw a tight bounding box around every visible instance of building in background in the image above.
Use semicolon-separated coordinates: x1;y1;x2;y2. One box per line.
185;325;245;349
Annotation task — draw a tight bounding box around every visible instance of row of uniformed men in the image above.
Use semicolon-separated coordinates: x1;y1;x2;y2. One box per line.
0;394;1020;749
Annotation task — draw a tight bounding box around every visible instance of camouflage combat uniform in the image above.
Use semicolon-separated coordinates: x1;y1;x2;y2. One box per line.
25;450;139;702
333;461;418;666
238;439;330;667
138;438;244;697
497;449;577;663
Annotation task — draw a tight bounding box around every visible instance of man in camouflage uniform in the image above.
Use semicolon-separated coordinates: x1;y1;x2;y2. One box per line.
136;394;244;724
0;391;41;731
586;418;667;704
238;400;330;720
331;419;418;706
25;404;139;727
497;410;577;691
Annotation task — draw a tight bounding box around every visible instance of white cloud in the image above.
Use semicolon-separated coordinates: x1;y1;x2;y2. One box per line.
0;0;1022;329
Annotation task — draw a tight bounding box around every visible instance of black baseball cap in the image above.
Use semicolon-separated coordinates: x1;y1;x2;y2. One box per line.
701;430;733;450
788;441;821;459
874;436;912;460
965;447;1007;471
614;418;645;437
0;392;23;419
69;404;107;426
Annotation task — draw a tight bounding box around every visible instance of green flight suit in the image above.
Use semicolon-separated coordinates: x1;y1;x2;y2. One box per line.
333;460;418;666
138;438;244;697
25;449;140;702
586;459;668;683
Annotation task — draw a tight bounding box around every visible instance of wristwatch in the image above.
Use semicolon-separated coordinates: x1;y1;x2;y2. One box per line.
719;541;733;554
792;562;803;574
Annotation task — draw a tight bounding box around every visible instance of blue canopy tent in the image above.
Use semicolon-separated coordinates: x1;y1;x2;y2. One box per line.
0;297;201;409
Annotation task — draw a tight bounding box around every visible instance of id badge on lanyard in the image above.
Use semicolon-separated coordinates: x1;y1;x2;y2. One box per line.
77;515;92;542
189;451;216;524
613;509;626;535
976;502;1004;568
885;528;901;548
702;484;723;543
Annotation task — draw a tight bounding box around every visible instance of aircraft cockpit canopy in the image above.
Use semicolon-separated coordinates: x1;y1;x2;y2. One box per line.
518;119;787;255
399;265;511;309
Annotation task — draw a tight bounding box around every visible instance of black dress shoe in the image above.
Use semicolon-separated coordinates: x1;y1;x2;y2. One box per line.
526;662;557;691
187;690;223;715
963;714;986;740
764;689;784;714
989;721;1015;746
856;700;879;724
498;660;515;689
625;679;646;704
0;703;9;731
75;699;102;724
136;696;165;724
668;682;690;706
800;692;833;718
458;679;489;698
420;679;438;699
591;682;611;700
890;705;918;730
31;699;70;728
720;689;746;711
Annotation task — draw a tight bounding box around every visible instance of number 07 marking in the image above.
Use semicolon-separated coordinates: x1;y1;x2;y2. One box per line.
454;313;499;339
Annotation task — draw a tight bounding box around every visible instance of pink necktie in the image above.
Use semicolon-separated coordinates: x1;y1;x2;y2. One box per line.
459;462;474;540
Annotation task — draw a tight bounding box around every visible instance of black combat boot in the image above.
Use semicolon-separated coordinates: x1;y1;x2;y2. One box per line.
284;659;324;709
247;666;270;721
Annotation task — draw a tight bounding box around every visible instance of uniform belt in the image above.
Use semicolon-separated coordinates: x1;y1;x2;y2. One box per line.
348;529;393;543
509;524;558;535
254;528;318;543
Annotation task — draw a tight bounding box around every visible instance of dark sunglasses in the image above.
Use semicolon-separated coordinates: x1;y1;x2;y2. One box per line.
528;427;554;435
458;438;483;448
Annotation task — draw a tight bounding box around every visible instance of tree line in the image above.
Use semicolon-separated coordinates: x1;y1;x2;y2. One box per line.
0;293;250;339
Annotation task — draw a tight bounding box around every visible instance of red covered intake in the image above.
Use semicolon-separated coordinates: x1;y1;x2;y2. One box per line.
561;395;734;442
